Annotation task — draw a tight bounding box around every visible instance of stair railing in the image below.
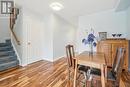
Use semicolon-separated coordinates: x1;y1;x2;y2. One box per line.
10;7;20;45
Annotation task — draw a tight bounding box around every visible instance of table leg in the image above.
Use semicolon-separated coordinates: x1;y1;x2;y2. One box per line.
73;59;77;87
105;65;107;83
101;65;105;87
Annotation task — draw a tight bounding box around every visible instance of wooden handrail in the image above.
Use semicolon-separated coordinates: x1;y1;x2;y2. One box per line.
10;29;20;45
10;7;20;45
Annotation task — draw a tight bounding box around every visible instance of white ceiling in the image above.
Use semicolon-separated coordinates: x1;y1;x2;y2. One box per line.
115;0;130;11
15;0;124;27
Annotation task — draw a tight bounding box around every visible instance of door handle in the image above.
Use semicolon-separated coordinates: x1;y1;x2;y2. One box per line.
28;42;31;45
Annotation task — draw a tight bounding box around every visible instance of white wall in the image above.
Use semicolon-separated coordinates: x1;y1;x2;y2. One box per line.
12;7;77;65
23;10;58;63
126;7;130;39
0;0;14;43
22;8;49;65
0;14;10;43
115;0;130;11
77;10;127;53
42;14;53;61
12;7;46;66
42;13;77;61
52;14;76;61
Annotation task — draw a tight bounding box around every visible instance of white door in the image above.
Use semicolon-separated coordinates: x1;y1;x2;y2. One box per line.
25;16;43;64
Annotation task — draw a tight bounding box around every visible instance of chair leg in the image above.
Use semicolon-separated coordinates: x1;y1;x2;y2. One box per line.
114;81;119;87
76;74;80;80
83;72;87;87
93;79;97;87
83;72;93;87
68;69;71;80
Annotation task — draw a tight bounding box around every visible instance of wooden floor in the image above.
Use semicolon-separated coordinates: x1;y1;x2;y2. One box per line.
0;58;130;87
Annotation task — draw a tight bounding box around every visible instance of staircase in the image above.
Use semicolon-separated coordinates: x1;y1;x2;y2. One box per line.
0;39;19;71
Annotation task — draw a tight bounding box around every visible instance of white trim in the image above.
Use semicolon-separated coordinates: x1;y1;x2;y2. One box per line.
11;38;22;66
42;55;66;62
21;62;28;67
20;55;66;66
53;55;66;62
42;58;54;62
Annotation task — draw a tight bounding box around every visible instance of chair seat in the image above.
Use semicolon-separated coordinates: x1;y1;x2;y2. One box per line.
78;65;89;72
88;68;116;81
91;68;101;76
107;70;116;81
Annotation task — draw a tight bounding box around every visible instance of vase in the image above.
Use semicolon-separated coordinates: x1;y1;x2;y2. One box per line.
89;42;93;55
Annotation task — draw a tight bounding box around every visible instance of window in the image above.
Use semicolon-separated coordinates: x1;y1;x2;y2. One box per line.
1;1;14;14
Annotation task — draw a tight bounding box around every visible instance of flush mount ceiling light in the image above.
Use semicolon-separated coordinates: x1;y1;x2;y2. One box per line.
50;2;64;11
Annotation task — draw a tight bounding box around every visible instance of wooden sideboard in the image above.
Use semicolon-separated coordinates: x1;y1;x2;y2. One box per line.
97;39;129;70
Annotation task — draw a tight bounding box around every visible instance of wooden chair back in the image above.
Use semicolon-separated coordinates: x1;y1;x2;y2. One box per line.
66;45;75;68
112;48;126;86
112;48;119;73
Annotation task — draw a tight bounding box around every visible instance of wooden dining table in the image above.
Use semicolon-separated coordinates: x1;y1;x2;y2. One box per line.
73;51;107;87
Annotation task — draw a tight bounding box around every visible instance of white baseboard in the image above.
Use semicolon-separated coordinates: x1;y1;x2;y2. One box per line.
42;55;66;62
53;55;66;62
42;57;54;62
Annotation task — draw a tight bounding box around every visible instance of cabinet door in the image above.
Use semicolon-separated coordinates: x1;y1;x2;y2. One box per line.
111;43;126;67
98;43;112;66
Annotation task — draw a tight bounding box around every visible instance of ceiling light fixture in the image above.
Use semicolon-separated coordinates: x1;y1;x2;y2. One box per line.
50;2;64;11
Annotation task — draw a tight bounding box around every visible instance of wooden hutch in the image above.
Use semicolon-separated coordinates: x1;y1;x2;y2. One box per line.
97;39;129;70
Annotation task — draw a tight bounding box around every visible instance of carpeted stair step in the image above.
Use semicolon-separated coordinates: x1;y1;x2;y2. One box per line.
0;46;13;52
0;51;15;57
0;39;19;71
6;39;11;44
0;43;11;47
0;56;17;63
0;60;19;71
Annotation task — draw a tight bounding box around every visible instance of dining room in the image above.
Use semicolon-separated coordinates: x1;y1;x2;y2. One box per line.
0;0;130;87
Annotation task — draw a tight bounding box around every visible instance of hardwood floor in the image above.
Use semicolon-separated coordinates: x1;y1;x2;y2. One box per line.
0;58;130;87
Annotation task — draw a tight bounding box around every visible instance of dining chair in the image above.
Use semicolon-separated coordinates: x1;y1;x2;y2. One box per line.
107;48;125;87
66;45;89;86
87;48;126;87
